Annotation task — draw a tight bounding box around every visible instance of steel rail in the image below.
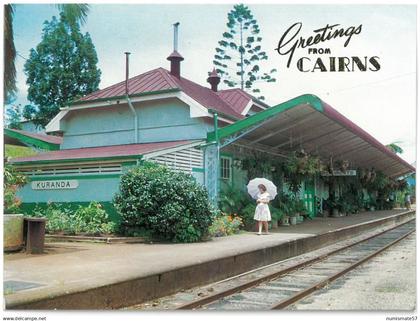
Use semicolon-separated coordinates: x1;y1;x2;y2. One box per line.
270;227;415;309
176;218;415;310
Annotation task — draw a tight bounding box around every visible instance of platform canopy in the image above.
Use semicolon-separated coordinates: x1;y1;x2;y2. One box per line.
207;94;415;178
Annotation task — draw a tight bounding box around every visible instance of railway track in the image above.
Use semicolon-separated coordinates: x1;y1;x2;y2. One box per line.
130;219;415;310
176;219;415;310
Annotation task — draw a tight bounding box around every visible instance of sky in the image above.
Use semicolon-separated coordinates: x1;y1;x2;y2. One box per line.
11;3;417;164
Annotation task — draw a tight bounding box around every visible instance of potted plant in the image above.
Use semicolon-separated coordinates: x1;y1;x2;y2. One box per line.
295;200;307;223
269;206;283;229
289;213;298;225
276;193;291;226
369;199;376;211
325;198;339;217
4;165;27;252
321;198;329;218
285;197;298;225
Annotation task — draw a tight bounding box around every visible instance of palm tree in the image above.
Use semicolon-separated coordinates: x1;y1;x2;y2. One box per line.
4;4;16;103
56;4;90;25
3;4;90;103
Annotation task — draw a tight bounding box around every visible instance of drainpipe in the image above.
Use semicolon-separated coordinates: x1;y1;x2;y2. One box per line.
125;52;138;143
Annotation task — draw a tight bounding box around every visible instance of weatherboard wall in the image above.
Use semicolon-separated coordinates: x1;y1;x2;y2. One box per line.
60;98;213;149
17;175;122;206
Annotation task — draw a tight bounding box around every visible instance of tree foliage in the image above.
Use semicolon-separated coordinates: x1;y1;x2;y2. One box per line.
24;13;101;127
56;4;90;25
5;103;23;129
4;4;90;104
213;4;276;100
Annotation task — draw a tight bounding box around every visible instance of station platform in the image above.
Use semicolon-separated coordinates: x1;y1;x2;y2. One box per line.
4;208;415;310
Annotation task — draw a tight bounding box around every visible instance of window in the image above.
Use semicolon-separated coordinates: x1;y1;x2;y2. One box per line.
220;156;232;180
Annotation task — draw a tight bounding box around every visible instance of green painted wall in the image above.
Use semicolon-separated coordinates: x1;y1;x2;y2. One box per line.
17;162;205;221
16;162;135;218
17;175;123;204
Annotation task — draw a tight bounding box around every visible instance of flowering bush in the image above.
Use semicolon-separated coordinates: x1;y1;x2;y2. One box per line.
209;213;243;237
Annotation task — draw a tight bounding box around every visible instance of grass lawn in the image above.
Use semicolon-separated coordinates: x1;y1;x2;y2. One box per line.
5;144;38;159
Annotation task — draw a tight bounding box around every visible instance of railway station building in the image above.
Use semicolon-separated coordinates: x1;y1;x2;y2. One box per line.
8;47;415;221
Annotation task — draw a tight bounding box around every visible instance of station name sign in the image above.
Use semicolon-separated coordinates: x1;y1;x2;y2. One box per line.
31;180;79;190
321;170;357;176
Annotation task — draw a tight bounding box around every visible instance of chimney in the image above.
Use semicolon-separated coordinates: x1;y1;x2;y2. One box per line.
207;68;220;92
167;22;184;78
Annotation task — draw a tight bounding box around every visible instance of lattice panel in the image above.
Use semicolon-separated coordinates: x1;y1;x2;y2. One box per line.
204;144;219;204
149;146;203;173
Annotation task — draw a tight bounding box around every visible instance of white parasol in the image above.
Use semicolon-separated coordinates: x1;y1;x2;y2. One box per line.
247;178;277;200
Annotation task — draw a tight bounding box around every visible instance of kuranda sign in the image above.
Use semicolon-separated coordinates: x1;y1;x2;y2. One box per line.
276;22;380;72
31;180;79;190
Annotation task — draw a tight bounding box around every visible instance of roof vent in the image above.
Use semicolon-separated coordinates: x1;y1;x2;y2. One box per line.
207;68;220;92
167;22;184;79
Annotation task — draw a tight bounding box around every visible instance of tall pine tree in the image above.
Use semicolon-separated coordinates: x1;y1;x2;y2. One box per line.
24;13;101;127
213;4;276;100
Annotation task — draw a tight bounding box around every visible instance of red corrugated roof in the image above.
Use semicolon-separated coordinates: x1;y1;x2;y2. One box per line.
79;68;179;102
77;68;245;119
175;74;244;119
217;89;252;115
8;129;63;145
10;140;196;164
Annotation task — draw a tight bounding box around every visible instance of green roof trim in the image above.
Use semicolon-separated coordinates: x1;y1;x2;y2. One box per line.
11;155;143;166
68;88;181;106
207;94;324;142
4;128;60;151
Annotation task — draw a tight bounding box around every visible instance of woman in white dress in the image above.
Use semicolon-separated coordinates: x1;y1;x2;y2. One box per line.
254;184;271;235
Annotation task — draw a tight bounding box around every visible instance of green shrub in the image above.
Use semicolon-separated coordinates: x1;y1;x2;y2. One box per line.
209;213;243;237
295;199;307;214
269;205;283;221
239;203;257;229
32;204;72;234
30;202;115;236
73;202;116;235
4;165;26;213
219;186;253;214
113;162;216;243
273;193;294;217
